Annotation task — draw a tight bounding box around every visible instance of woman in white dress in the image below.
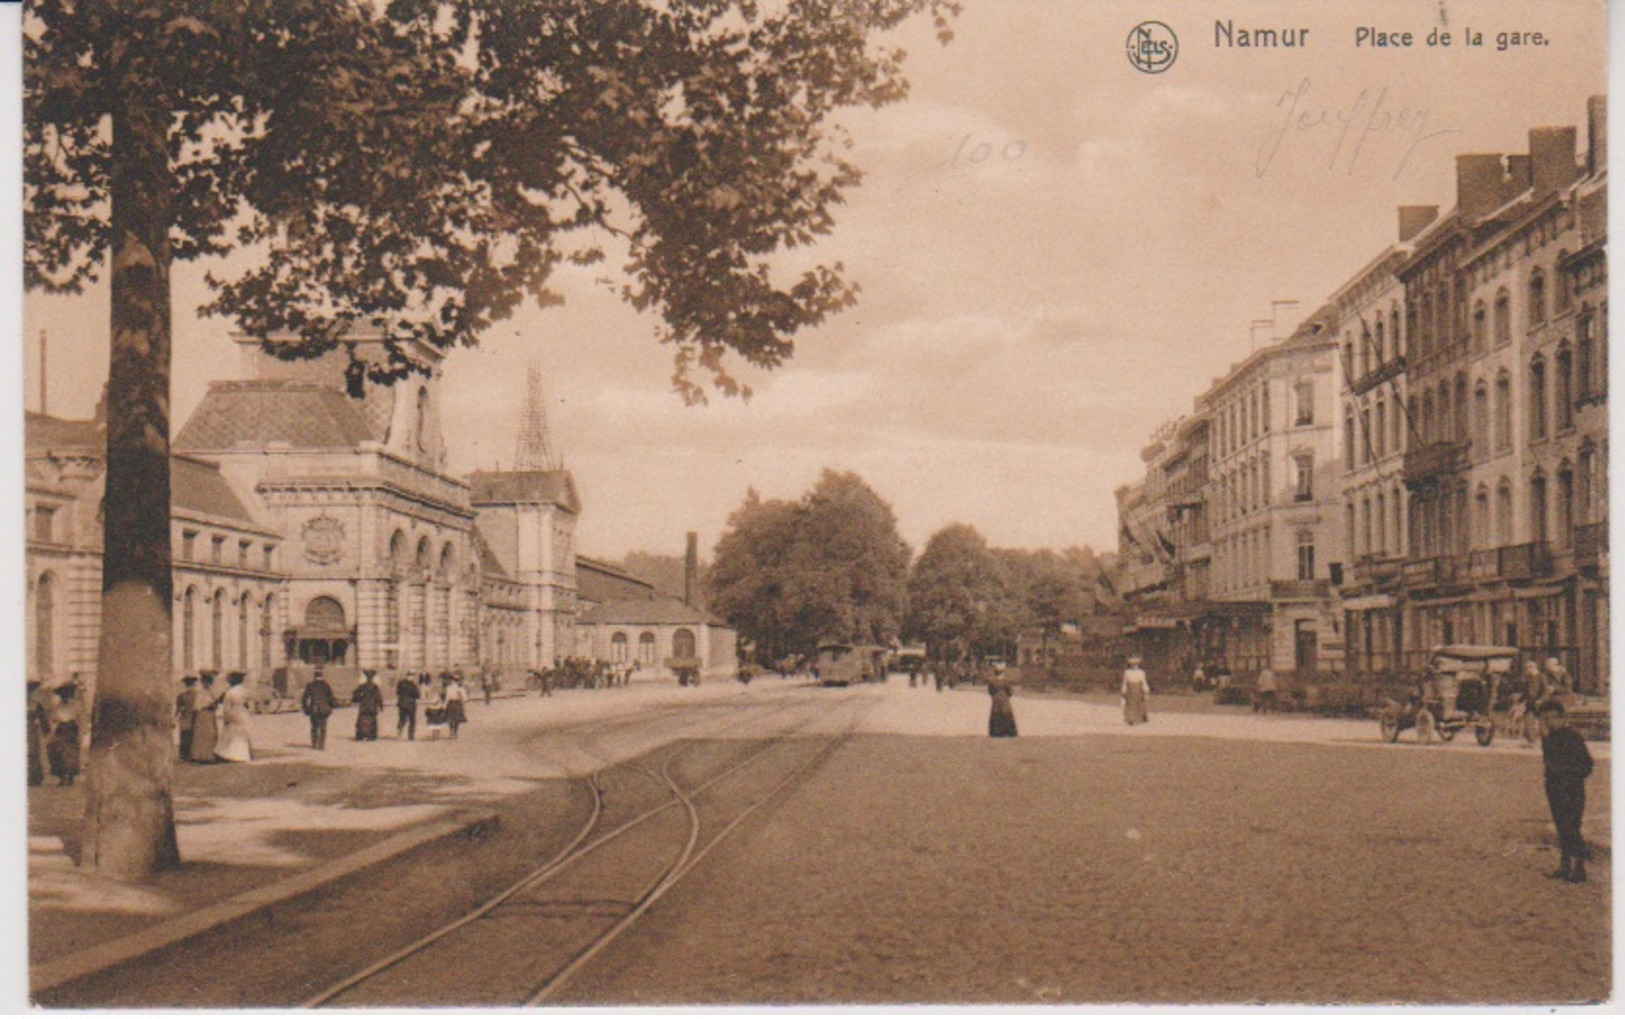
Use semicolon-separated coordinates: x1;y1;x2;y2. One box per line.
214;672;254;763
1122;656;1151;726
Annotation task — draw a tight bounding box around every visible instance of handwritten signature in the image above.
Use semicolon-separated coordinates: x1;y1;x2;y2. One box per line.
1256;78;1460;181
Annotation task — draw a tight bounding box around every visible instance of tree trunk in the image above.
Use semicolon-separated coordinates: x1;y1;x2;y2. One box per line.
82;84;181;880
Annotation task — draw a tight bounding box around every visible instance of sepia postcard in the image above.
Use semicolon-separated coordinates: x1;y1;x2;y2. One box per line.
11;0;1615;1008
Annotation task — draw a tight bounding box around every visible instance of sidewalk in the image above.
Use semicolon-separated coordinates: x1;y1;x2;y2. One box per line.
28;680;756;983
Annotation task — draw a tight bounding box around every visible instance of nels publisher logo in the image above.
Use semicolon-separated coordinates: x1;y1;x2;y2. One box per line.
1126;21;1178;74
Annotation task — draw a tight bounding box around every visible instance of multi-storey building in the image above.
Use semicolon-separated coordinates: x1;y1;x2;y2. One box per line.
1205;312;1346;674
1334;240;1411;677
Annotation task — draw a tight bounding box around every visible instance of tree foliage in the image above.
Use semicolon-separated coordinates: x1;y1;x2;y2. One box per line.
709;471;911;662
28;0;960;397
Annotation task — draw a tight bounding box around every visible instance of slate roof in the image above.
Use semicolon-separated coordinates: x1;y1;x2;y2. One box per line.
169;454;263;528
468;470;580;513
175;381;377;451
578;596;726;628
470;525;511;580
577;555;659;605
25;411;102;454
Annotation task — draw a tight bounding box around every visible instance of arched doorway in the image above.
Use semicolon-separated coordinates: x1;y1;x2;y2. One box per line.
292;596;351;665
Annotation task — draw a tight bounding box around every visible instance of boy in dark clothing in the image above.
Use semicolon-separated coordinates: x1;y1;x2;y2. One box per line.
396;673;421;740
1540;700;1594;883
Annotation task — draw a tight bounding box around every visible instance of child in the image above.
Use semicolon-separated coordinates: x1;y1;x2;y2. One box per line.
1540;700;1594;883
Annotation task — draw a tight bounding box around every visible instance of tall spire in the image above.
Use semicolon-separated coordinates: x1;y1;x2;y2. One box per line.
513;360;560;471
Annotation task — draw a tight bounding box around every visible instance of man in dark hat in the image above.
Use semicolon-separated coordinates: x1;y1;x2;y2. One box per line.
395;671;421;740
301;668;336;750
1540;700;1594;883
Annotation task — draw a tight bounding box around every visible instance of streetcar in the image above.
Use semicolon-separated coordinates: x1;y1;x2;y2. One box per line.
812;642;887;686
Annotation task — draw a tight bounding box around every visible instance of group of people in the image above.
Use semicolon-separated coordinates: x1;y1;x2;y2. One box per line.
982;656;1155;738
27;679;83;787
300;669;470;748
175;671;255;764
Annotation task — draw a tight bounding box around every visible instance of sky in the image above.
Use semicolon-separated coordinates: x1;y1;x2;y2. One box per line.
22;0;1608;565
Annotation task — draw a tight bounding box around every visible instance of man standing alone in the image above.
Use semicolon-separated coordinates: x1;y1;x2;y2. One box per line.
301;669;336;750
1540;700;1594;883
396;672;421;740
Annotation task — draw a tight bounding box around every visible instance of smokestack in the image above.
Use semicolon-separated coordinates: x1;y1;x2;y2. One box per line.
684;531;698;607
1588;95;1607;174
1398;205;1439;243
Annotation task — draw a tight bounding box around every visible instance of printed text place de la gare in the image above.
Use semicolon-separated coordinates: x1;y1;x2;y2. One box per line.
1215;19;1552;50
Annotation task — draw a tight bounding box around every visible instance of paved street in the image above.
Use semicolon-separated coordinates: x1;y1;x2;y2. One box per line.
31;676;1610;1006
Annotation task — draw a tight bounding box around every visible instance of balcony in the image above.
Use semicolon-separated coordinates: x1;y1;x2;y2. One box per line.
1499;541;1554;581
1401;555;1462;588
1402;441;1468;487
1349;356;1407;397
1351;554;1404;586
1270;579;1332;600
1576;522;1609;569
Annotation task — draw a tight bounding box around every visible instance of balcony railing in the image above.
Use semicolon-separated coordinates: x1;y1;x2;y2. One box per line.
1401;555;1462;588
1402;441;1468;486
1466;542;1554;582
1349;356;1407;397
1270;579;1332;600
1350;554;1404;586
1576;522;1609;568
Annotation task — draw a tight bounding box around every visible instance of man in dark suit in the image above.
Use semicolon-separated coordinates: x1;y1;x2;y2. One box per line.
396;672;421;740
1540;700;1594;883
301;669;336;750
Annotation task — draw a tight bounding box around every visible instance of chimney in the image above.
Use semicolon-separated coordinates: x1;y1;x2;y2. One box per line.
1506;154;1532;194
1456;154;1510;221
684;531;698;607
1588;95;1607;174
1529;126;1579;197
1398;205;1439;243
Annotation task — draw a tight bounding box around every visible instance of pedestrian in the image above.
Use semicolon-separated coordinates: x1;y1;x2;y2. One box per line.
1254;667;1279;714
175;675;200;761
482;670;493;706
27;680;48;787
301;668;336;750
423;682;449;740
352;669;384;741
1545;657;1574;697
1191;662;1207;693
45;681;82;786
188;672;222;763
987;664;1017;738
1539;700;1594;883
1122;656;1150;725
214;672;254;763
395;671;420;740
934;666;944;693
443;673;468;739
540;667;554;698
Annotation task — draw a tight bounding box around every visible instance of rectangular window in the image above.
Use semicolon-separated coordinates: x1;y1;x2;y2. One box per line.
1294;456;1314;502
239;540;251;567
211;536;225;564
183;530;198;561
33;506;54;543
1297;536;1316;581
1295;381;1314;426
264;544;275;570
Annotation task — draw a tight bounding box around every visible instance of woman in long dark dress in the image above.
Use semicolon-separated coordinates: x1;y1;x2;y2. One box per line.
45;682;82;786
27;681;47;787
988;664;1017;738
189;672;222;762
352;671;384;741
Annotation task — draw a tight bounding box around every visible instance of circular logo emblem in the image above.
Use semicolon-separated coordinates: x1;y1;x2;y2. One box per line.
301;515;345;566
1126;21;1178;74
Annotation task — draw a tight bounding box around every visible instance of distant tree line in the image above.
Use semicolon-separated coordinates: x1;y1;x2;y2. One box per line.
706;471;1116;668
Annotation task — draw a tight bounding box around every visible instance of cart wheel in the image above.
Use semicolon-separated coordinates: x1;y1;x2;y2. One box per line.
1476;719;1495;747
1379;712;1401;743
1439;725;1458;742
1416;709;1436;744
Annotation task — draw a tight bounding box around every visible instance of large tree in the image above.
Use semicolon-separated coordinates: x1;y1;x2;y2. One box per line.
709;471;910;661
26;0;955;880
903;522;1003;663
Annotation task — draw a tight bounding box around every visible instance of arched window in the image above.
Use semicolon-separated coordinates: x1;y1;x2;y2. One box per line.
1529;471;1549;543
1528;269;1547;328
1391;308;1402;357
212;588;226;670
416;536;433;575
1578;442;1597;525
1418;293;1433;356
1557;462;1575;548
610;631;629;663
1493;288;1511;347
1474;485;1490;546
673;629;696;660
415;386;430;452
35;573;55;680
1555;345;1574;431
1577;312;1594;400
1393;485;1406;556
390;530;409;576
1437;381;1453;444
1470;381;1488;455
1529;356;1547;441
1346;503;1357;559
238;594;251;670
1344;409;1356;467
261;596;276;669
1421;391;1435;443
1471;300;1488;353
1361;497;1372;557
1374;399;1386;459
1554;254;1573;314
1494;372;1512;451
638;632;657;665
440;542;456;581
1495;479;1513;546
1373;319;1386;364
1454;375;1468;444
183;586;197;672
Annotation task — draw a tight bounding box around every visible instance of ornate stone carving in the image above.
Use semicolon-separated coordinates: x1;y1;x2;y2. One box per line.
302;515;346;566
